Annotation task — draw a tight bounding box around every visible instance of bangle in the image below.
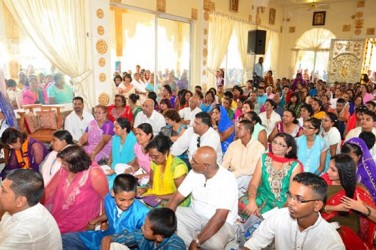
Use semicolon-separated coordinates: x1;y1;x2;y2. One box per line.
364;206;372;217
323;205;329;213
194;237;201;248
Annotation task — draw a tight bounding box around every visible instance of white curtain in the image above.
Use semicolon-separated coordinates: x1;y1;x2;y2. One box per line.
3;0;93;107
235;22;255;81
264;30;280;75
208;13;233;89
296;28;335;50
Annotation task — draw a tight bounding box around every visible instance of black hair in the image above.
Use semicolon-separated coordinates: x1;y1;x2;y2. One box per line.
53;130;74;145
243;100;254;110
113;174;138;194
147;92;158;106
238;120;254;135
6;79;17;87
73;96;84;103
341;142;362;159
148;207;177;237
1;127;27;145
180;90;193;107
128;94;140;105
123;73;132;82
284;109;299;124
292;172;328;200
246;111;262;125
300;104;314;116
265;99;277;109
163;109;181;122
223;91;234;99
306;117;321;134
137;123;154;140
116;117;132;133
359;131;376;150
159;98;172;110
331;154;357;199
363;110;376;121
145;135;173;154
163;85;173;95
336;98;346;105
273;132;298;159
232;85;244;95
57;145;91;173
366;101;376;110
113;75;122;83
195;85;202;91
287;92;301;106
195;112;212;127
204;91;215;101
312;97;324;111
355;105;368;114
6;169;44;207
325;112;339;129
208;87;217;95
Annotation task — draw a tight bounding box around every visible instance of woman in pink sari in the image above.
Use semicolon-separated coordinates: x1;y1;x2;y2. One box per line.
78;105;114;162
43;145;109;233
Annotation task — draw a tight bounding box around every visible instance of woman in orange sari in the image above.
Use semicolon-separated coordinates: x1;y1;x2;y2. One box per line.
321;154;376;249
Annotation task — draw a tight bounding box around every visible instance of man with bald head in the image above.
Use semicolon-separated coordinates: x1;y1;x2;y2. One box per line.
134;98;166;136
167;146;238;249
178;96;202;126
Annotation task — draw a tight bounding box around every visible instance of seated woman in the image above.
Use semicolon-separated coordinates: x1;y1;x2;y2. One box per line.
297;103;313;127
39;130;74;186
106;117;137;189
258;99;281;137
286;92;302;118
296;117;328;175
321;154;376;249
211;104;235;153
240;111;267;149
128;93;142;121
239;133;302;219
268;109;302;143
117;73;135;99
342;138;376;203
127;123;154;186
199;91;215;113
159;98;172;114
44;145;108;233
78;105;114;162
311;97;326;119
161;109;187;142
107;94;133;123
21;75;48;105
1;127;48;178
137;135;189;207
321;112;341;173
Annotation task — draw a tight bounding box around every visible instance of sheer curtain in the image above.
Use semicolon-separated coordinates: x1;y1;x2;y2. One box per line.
208;12;233;88
264;30;280;74
3;0;93;107
236;22;255;81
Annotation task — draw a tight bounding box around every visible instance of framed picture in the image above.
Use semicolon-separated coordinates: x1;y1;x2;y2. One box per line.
269;8;276;25
313;11;326;26
229;0;239;12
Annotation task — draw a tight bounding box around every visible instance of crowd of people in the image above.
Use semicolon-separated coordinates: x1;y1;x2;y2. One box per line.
0;63;376;250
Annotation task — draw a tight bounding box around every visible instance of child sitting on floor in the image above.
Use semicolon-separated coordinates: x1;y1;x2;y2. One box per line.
62;174;149;250
102;207;185;250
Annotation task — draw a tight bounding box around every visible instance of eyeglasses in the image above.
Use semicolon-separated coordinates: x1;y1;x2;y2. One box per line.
303;125;316;130
197;137;201;148
272;140;287;148
286;191;321;204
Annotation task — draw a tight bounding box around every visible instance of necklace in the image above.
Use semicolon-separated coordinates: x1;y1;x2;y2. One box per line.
294;227;309;250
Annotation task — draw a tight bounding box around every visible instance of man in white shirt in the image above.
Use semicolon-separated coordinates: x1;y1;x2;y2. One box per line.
167;146;238;249
171;112;222;164
0;169;62;249
134;98;166;136
254;57;264;87
178;96;202;126
222;120;265;197
244;172;344;250
64;96;94;142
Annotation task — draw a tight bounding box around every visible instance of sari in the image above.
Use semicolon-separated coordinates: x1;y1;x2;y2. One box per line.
321;176;376;249
143;154;190;207
347;138;376;203
44;164;109;233
21;88;47;105
83;119;114;162
218;105;235;153
239;153;301;219
107;105;133;123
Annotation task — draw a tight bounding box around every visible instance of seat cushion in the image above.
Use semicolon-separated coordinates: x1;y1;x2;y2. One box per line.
24;113;40;133
37;111;58;129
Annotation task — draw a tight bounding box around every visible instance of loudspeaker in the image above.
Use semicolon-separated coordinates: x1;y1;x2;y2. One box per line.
247;30;267;55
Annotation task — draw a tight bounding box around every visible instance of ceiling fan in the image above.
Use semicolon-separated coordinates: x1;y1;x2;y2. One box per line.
306;0;330;11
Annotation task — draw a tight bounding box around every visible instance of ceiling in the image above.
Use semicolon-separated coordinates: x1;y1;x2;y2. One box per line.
277;0;358;7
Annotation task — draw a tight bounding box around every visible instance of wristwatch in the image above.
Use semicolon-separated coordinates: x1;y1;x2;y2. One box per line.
194;237;202;248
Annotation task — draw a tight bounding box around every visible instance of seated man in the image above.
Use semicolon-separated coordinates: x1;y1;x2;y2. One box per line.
0;169;62;249
178;96;202;126
167;146;238;249
222;120;265;197
171;112;222;164
243;172;345;250
134;98;166;136
62;174;149;250
102;208;185;250
64;96;94;141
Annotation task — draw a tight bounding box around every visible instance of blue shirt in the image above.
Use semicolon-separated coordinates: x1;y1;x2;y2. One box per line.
78;193;149;250
113;229;186;250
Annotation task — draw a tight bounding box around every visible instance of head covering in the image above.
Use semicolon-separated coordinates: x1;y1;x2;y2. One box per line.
346;137;376;203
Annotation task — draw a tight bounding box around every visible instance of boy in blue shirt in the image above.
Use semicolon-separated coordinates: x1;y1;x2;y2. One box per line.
62;174;149;250
102;207;185;250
